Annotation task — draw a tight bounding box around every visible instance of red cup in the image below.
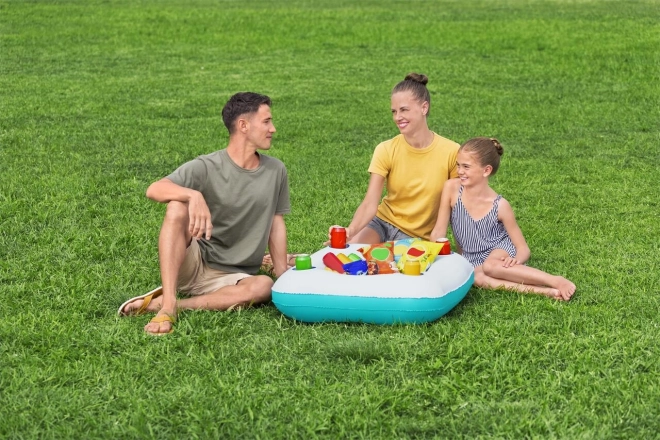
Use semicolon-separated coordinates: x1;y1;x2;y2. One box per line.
330;226;347;249
436;238;451;255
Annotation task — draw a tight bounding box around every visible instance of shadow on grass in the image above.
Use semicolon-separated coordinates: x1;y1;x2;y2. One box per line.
322;339;392;365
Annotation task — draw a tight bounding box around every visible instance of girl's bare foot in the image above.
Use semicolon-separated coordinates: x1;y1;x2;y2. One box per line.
545;288;564;301
532;286;566;301
554;276;576;301
512;284;566;301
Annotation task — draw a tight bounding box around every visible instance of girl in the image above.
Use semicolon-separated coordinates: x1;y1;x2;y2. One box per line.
430;137;576;301
330;72;460;244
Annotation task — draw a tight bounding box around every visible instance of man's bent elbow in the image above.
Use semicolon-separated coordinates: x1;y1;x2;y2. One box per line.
145;184;155;200
145;179;168;202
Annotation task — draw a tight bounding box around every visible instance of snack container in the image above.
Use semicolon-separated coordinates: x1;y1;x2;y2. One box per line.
343;259;368;275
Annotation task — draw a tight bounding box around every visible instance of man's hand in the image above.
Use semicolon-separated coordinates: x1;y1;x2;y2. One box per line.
188;191;213;239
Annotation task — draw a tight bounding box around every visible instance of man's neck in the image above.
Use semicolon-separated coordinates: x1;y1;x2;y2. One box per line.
226;140;260;170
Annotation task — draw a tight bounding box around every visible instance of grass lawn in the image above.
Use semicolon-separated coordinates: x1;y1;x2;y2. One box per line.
1;0;659;438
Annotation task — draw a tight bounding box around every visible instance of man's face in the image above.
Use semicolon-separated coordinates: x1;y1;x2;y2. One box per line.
246;104;276;150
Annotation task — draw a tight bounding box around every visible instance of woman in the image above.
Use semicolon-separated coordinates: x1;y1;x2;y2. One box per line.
263;73;459;274
332;73;460;244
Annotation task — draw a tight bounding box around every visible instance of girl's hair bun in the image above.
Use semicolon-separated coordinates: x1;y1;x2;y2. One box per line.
490;138;504;156
404;72;429;86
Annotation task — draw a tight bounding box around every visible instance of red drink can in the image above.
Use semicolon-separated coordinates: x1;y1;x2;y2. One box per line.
436;238;451;255
330;226;347;249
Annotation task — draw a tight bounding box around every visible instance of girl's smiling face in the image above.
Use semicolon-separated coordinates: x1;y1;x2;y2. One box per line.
457;150;491;186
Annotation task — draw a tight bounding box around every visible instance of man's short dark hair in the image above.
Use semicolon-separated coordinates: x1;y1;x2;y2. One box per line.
221;92;272;134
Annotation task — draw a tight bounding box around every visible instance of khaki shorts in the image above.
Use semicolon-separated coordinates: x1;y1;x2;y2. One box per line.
177;239;252;296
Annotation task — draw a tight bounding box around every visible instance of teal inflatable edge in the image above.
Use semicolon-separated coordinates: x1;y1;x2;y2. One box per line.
272;271;474;325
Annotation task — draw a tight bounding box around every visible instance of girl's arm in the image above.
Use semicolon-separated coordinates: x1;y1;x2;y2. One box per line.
430;179;458;242
498;198;531;265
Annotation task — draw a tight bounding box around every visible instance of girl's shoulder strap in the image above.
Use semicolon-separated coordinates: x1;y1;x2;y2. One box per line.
494;195;516;221
450;180;463;207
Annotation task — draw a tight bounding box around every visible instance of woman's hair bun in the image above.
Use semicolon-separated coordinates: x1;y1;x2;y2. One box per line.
404;72;428;86
490;138;504;156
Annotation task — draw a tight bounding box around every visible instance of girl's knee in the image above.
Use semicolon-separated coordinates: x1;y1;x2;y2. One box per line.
481;258;502;278
481;259;498;277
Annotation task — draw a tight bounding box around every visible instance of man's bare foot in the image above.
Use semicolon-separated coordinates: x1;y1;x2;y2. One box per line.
118;287;163;316
144;312;175;335
262;254;298;267
554;276;576;301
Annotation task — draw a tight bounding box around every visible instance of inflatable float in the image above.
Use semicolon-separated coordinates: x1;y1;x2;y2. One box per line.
271;244;474;325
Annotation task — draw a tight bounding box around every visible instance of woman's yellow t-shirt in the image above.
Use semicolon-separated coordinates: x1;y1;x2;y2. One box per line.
368;133;459;240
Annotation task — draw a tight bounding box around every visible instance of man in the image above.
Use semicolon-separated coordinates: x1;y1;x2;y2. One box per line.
118;92;290;335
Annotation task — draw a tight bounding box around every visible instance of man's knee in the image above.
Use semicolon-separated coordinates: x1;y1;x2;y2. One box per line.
164;201;188;224
254;275;274;300
243;275;273;303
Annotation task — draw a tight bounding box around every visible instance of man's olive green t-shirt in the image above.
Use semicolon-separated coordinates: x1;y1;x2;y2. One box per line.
167;149;290;274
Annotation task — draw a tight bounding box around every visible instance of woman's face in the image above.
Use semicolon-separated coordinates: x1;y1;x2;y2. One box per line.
391;91;428;135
